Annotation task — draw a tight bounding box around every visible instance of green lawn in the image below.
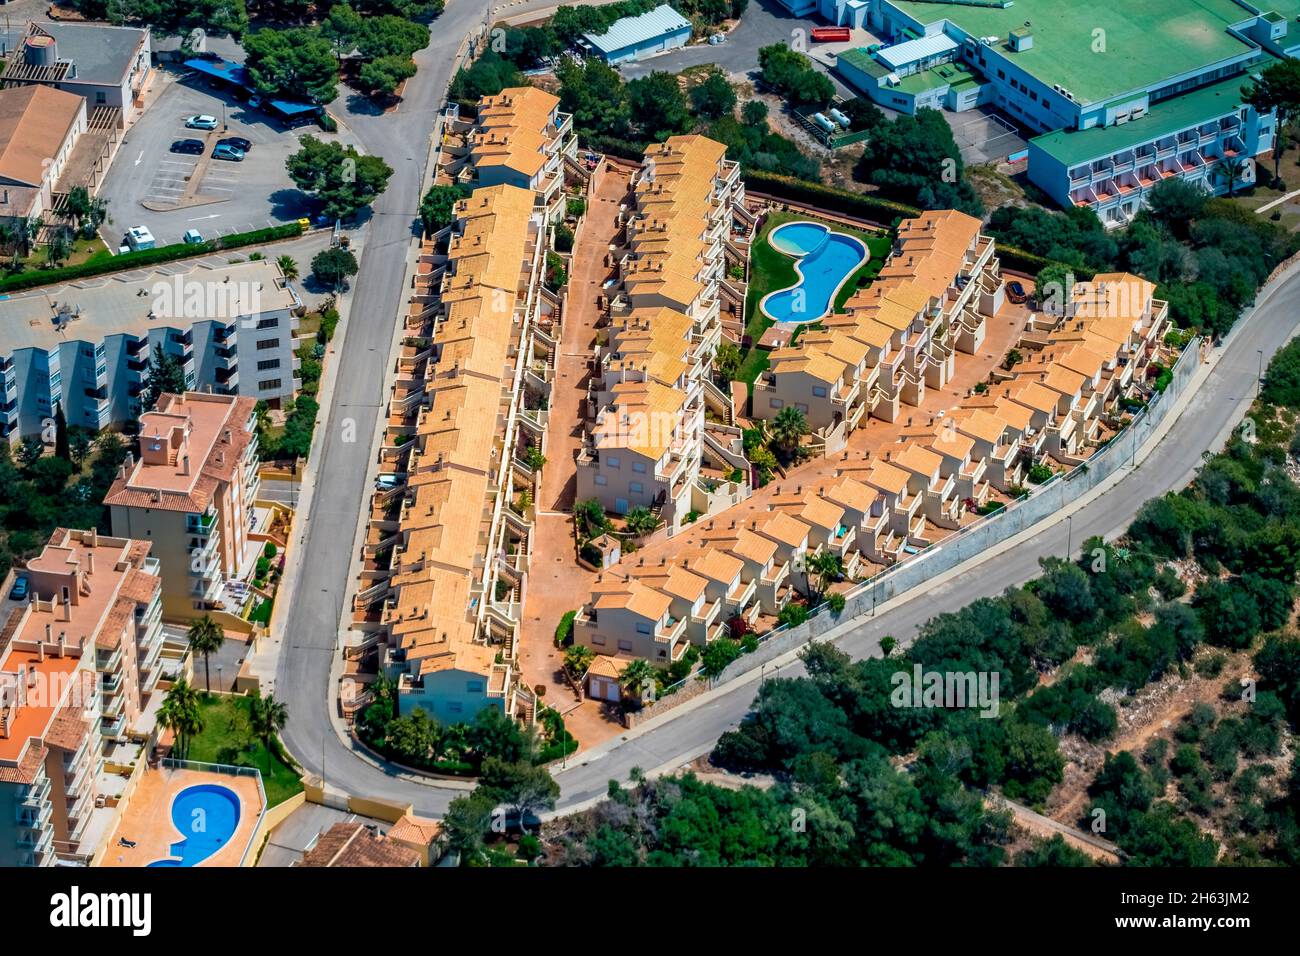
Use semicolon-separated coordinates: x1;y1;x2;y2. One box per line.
184;693;303;807
738;211;893;387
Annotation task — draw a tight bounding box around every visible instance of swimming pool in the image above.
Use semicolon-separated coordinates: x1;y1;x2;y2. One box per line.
147;783;241;867
760;221;868;325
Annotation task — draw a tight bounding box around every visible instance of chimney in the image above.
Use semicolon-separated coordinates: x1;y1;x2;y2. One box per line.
57;633;66;658
37;643;44;663
44;623;51;642
87;552;95;575
89;529;97;548
182;454;190;476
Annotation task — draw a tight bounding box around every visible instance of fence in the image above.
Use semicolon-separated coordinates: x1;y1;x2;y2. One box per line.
160;757;269;867
699;336;1203;691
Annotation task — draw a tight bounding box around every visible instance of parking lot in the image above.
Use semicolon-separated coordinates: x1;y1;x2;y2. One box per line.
945;106;1030;166
98;74;360;247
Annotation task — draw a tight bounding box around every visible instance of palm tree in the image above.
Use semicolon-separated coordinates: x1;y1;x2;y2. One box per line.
574;497;610;541
618;658;656;703
19;216;42;259
44;228;70;268
64;187;110;239
277;254;300;282
0;222;15;270
562;644;594;678
1213;157;1248;198
249;695;289;773
186;615;225;692
769;405;807;460
623;506;657;539
158;678;204;758
805;549;844;602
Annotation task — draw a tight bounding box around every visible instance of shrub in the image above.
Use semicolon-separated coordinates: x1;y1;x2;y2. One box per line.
554;610;577;647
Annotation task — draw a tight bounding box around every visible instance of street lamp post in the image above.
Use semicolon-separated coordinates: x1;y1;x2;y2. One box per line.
1258;349;1265;398
1066;515;1073;560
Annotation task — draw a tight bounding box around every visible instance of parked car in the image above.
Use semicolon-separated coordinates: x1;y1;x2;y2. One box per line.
212;144;245;162
218;136;252;153
124;226;156;251
183;229;204;244
1006;280;1029;305
375;475;401;490
8;576;28;601
185;114;219;130
170;138;205;155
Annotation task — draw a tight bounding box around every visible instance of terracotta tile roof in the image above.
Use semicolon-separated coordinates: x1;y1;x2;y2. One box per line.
0;85;84;187
299;823;420;868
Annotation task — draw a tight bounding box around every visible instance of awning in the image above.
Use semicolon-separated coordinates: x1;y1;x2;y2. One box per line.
182;57;319;118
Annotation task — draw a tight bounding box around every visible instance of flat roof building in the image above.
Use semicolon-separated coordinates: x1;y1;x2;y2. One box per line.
0;527;163;866
0;21;153;128
105;392;260;621
0;258;300;442
837;0;1287;225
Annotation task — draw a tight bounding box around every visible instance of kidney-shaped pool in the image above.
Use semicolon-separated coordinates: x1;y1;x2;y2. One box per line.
760;220;868;325
147;783;242;867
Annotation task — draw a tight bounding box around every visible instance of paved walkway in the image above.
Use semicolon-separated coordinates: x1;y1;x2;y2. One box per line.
517;165;630;742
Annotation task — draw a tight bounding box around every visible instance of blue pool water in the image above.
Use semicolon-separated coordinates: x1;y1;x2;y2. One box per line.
761;221;868;324
147;783;241;867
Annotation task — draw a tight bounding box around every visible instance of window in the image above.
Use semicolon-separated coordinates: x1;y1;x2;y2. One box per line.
618;639;634;652
594;473;608;486
1043;97;1051;111
796;403;809;414
591;634;606;646
812;386;828;398
636;622;651;635
769;398;784;409
466;681;483;693
256;317;279;329
606;455;620;469
95;92;106;104
997;69;1005;80
632;460;646;473
446;701;463;714
629;482;643;495
256;338;278;350
257;359;281;371
259;378;282;391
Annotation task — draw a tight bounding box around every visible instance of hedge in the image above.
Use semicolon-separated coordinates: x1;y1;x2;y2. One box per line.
0;222;305;294
996;242;1096;281
741;169;923;224
554;609;577;647
586;133;650;162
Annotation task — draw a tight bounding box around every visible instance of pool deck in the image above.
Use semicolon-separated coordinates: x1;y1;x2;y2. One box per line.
99;766;264;868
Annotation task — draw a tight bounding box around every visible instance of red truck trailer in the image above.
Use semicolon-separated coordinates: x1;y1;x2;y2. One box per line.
811;26;852;42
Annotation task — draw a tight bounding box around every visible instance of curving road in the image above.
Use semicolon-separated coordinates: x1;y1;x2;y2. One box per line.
271;5;1300;816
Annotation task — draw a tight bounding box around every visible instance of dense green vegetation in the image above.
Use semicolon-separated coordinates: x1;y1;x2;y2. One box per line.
356;675;575;774
0;432;128;578
988;180;1300;338
856;108;982;215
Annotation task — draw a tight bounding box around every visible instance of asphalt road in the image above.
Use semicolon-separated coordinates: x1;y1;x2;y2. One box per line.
272;1;491;800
